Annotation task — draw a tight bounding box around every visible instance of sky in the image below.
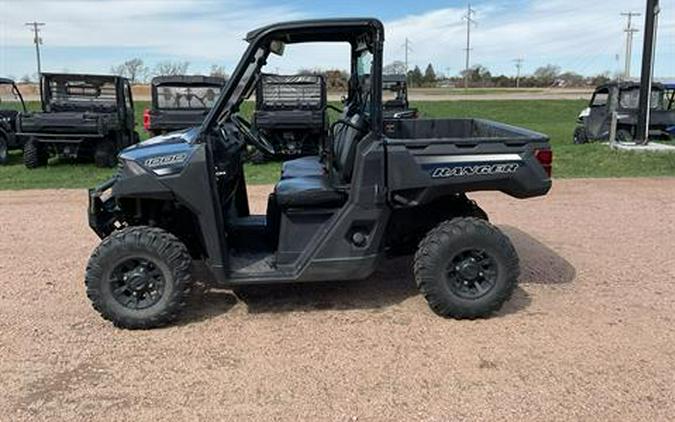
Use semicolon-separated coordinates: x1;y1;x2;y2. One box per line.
0;0;673;80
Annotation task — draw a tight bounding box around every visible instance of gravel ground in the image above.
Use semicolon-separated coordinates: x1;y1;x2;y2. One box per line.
1;178;674;421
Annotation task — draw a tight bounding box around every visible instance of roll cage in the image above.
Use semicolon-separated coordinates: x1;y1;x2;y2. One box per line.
0;78;27;112
201;18;385;140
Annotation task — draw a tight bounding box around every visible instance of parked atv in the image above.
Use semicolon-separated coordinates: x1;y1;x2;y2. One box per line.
0;78;27;165
251;73;327;163
573;81;675;144
17;73;139;168
86;18;553;329
144;75;225;137
382;74;418;119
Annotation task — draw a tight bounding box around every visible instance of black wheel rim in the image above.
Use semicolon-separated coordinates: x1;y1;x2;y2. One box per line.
446;249;498;299
109;257;167;310
0;141;7;161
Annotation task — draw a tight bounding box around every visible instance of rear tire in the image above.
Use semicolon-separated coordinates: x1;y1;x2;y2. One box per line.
414;218;519;319
94;139;117;168
23;138;48;169
0;135;8;165
616;129;634;144
85;226;193;329
573;126;588;144
249;149;268;165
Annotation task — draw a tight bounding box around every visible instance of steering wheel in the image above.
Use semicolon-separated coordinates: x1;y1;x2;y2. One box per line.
231;114;275;156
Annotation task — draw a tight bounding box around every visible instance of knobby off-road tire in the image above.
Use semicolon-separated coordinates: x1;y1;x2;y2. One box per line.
249;149;268;165
616;129;634;144
94;139;117;168
23;138;48;169
0;134;8;165
85;226;193;329
573;126;588;144
414;218;519;319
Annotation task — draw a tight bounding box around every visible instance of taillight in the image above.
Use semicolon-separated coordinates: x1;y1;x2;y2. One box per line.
535;149;553;178
143;108;151;131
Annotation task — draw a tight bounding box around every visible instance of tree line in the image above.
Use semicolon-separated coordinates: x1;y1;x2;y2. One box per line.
108;59;229;84
16;57;611;89
394;61;612;88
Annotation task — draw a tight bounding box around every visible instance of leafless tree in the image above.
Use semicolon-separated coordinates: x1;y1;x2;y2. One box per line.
110;58;148;84
153;61;190;77
383;61;407;75
209;64;228;79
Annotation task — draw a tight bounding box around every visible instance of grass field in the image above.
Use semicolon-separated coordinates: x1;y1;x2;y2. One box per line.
0;99;673;190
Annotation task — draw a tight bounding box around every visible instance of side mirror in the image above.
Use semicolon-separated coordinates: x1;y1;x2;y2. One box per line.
269;40;285;56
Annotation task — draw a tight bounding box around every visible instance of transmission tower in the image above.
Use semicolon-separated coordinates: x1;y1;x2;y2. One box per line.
463;2;477;90
513;58;524;88
621;12;641;79
25;21;46;98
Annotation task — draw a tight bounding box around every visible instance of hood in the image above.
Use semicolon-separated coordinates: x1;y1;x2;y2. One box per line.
119;127;201;176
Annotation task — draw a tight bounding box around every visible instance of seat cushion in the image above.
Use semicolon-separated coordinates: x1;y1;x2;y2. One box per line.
275;176;346;208
281;156;325;179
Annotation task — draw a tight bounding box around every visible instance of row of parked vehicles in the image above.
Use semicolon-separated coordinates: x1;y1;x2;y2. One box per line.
0;68;419;168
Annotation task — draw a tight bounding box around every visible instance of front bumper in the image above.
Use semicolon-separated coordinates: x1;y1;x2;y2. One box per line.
88;177;119;239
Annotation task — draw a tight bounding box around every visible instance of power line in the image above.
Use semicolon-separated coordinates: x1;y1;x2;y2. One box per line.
513;58;524;88
462;2;477;90
25;21;45;97
621;12;641;79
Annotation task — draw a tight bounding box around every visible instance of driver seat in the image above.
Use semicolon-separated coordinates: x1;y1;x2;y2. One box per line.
274;114;365;208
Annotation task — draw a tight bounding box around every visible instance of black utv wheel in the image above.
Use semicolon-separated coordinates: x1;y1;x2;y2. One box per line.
414;218;519;319
23;138;48;169
0;135;8;165
249;149;268;165
94;139;117;168
573;126;588;144
616;129;634;144
85;226;193;329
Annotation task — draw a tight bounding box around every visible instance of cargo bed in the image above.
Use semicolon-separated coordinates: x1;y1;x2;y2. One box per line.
385;118;552;201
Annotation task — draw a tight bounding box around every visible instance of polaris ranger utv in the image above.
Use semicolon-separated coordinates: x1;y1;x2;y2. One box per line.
86;18;552;329
0;78;27;165
17;73;139;168
144;75;225;137
573;81;675;144
382;74;418;119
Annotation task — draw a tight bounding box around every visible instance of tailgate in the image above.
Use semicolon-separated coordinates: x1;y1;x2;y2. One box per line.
148;109;208;131
19;112;108;134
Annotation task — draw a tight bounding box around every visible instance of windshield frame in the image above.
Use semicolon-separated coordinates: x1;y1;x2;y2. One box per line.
0;81;27;112
200;19;385;140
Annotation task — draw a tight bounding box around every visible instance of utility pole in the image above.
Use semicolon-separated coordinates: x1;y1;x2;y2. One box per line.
636;0;660;145
513;58;524;88
403;38;412;73
402;37;413;85
25;21;45;97
621;12;641;79
463;2;477;90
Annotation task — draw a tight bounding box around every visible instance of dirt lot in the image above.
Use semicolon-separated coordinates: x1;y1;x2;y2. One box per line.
1;178;674;421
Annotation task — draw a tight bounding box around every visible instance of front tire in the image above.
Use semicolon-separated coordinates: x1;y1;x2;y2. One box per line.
85;226;193;329
414;218;519;319
23;138;48;169
94;139;117;168
573;126;588;144
0;134;8;165
616;129;634;144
